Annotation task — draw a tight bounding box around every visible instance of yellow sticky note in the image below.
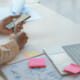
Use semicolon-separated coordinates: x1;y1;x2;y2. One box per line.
25;51;41;59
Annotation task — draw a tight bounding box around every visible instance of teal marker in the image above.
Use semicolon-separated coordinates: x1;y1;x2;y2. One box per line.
6;21;15;29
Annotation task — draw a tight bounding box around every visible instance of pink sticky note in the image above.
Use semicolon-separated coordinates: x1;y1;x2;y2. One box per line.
64;64;80;74
28;58;46;68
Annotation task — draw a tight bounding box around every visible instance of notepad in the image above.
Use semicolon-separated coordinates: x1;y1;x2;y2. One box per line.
29;58;46;68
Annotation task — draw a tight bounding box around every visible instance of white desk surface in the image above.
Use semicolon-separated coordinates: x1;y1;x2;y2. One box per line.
23;3;80;49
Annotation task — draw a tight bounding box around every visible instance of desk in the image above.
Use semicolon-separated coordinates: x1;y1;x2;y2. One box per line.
23;3;80;49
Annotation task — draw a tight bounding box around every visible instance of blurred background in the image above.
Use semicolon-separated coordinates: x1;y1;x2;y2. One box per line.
0;0;80;23
40;0;80;24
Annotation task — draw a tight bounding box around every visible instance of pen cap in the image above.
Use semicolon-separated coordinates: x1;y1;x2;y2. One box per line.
11;0;25;15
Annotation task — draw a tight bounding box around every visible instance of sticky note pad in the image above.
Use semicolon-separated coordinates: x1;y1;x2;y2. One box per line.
28;58;46;68
64;64;80;74
25;51;41;59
